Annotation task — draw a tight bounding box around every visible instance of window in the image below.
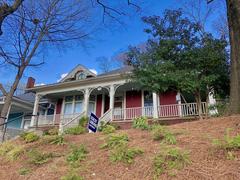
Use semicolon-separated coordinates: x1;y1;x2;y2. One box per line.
77;72;86;80
64;95;84;115
144;91;153;107
64;103;73;114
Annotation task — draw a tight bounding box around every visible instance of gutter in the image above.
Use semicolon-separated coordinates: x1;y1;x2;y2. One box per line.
27;72;132;93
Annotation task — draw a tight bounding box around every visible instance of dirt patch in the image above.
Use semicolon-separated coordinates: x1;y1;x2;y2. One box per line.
0;116;240;179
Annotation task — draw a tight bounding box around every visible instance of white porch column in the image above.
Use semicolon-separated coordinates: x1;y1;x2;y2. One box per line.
83;88;90;116
176;91;182;117
109;85;115;109
109;85;115;120
152;92;158;119
30;94;41;127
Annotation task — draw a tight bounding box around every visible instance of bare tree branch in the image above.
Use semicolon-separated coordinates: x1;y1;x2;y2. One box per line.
0;0;24;35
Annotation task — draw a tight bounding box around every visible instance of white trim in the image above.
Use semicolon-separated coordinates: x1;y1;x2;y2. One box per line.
123;90;126;120
101;93;105;116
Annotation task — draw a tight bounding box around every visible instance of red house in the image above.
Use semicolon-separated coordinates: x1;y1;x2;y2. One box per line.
27;65;206;131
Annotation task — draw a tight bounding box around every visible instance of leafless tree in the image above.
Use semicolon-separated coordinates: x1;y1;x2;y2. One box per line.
0;0;24;35
177;0;216;34
0;0;141;129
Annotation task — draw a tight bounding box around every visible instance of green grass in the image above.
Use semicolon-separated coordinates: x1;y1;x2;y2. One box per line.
153;146;190;177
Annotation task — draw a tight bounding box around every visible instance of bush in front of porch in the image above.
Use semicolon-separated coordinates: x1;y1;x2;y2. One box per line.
132;117;149;130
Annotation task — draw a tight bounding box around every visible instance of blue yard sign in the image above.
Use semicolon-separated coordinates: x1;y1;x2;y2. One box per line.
88;113;99;133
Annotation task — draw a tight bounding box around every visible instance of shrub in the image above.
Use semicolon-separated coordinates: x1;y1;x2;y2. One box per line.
65;126;86;135
61;172;84;180
212;128;240;159
101;133;128;149
50;135;66;145
19;167;31;175
132;117;149;130
67;144;88;167
43;128;59;136
27;149;53;165
151;125;176;145
0;142;25;161
110;144;144;164
153;147;190;176
20;131;39;143
102;125;116;134
78;116;88;128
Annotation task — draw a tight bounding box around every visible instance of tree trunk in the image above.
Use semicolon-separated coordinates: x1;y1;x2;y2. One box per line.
227;0;240;114
195;90;203;119
0;66;25;130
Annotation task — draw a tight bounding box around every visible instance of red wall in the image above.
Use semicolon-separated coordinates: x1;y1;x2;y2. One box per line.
104;95;110;113
126;90;142;108
96;95;102;118
55;99;63;123
159;91;177;105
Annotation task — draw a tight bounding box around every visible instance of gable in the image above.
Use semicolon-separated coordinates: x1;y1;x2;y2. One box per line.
60;64;96;82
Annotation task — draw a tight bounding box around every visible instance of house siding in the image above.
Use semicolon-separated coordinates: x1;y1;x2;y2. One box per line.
96;95;102;118
55;98;63;123
159;91;177;105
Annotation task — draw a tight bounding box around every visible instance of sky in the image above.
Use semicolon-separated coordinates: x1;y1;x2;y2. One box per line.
0;0;225;87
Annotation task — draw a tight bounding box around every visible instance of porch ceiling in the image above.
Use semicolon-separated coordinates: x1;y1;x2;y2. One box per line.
44;90;84;100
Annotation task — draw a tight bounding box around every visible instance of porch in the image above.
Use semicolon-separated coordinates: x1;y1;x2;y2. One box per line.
30;82;208;130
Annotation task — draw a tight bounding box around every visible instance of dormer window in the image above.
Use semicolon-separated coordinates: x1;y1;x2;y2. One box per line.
76;72;86;80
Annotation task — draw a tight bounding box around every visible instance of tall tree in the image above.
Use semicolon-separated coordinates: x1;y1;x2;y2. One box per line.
225;0;240;114
126;10;229;116
0;0;24;35
0;0;141;130
207;0;240;114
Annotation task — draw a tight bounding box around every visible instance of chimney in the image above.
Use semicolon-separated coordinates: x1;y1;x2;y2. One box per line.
26;77;35;89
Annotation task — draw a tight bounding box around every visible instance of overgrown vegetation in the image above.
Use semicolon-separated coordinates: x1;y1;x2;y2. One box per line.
0;141;24;161
153;146;190;177
101;124;116;134
101;133;143;164
49;135;66;145
132;117;149;130
65;126;86;135
61;172;84;180
101;133;129;149
78;116;88;128
212;128;240;159
151;124;177;145
20;131;39;143
110;144;144;164
19;167;31;175
67;144;88;167
43;128;59;136
27;149;54;165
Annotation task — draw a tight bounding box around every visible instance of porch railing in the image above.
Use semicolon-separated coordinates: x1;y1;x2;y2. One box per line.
99;109;112;126
60;111;86;133
111;102;207;121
